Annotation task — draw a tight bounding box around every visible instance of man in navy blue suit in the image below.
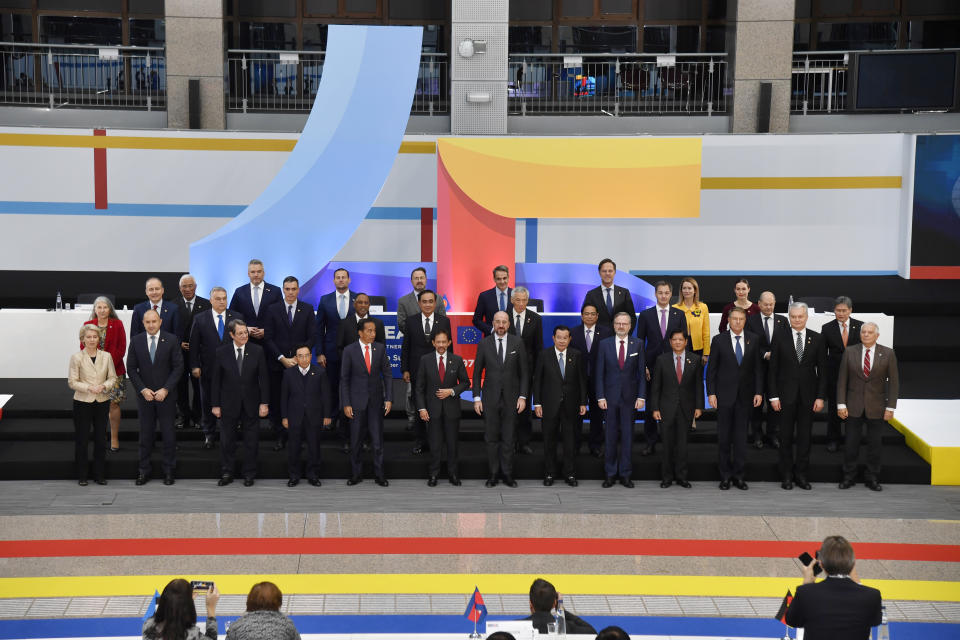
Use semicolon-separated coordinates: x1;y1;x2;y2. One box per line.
228;259;281;348
264;276;317;450
131;277;180;338
127;309;183;486
635;281;687;456
596;312;646;488
189;287;241;448
581;258;636;333
472;264;512;336
314;267;356;451
281;344;332;487
341;318;393;486
569;303;612;458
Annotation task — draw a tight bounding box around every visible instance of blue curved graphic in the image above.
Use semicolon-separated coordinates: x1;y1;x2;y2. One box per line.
189;25;423;288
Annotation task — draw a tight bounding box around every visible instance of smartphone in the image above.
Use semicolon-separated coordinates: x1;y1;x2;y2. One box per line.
191;580;214;592
798;552;823;576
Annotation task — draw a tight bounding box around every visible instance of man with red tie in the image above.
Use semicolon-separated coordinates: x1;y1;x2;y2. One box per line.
650;329;703;488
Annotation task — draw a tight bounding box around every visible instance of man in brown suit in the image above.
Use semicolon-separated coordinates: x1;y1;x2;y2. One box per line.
837;322;899;492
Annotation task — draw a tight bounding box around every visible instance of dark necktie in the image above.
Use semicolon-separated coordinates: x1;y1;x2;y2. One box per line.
764;316;771;343
605;288;614;316
558;352;565;379
618;339;625;369
497;338;504;363
425;316;431;335
149;334;157;363
675;353;683;382
236;348;243;374
795;332;804;362
186;300;192;314
153;304;158;313
288;304;294;325
735;334;743;365
516;314;522;335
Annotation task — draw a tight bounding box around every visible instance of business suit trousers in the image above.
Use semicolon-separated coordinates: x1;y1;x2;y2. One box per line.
483;395;516;477
268;368;285;436
779;402;814;482
327;358;349;443
428;412;460;477
350;405;384;478
220;412;259;479
136;395;178;476
409;375;428;448
577;385;604;452
716;402;749;480
516;404;533;448
198;373;218;437
843;412;884;482
825;371;844;444
604;400;635;479
750;362;779;441
73;400;108;482
660;411;689;482
642;407;659;447
542;407;578;478
176;353;202;425
287;412;322;481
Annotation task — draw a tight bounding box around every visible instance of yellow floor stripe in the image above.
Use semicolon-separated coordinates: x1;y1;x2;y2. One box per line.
701;176;901;189
2;574;957;602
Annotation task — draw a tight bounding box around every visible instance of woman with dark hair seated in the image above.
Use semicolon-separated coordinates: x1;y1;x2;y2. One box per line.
225;582;300;640
142;579;220;640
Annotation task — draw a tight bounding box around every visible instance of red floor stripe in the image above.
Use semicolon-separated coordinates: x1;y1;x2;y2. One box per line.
93;129;107;209
1;537;956;562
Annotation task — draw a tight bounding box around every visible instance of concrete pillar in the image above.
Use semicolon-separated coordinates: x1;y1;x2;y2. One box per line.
164;0;225;130
728;0;796;133
450;0;508;135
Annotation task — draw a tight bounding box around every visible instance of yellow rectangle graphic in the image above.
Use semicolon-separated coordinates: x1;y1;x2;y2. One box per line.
701;176;901;190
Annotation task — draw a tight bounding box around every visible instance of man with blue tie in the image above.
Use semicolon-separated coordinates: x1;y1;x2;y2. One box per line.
264;276;317;451
570;304;613;458
581;258;636;333
131;277;180;338
228;259;281;348
127;309;183;486
281;344;332;487
472;265;513;337
596;312;646;488
188;287;241;449
706;307;763;490
315;267;356;453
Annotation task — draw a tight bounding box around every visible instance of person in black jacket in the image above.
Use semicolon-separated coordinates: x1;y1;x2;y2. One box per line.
280;344;332;487
521;578;597;636
822;295;863;452
650;329;703;488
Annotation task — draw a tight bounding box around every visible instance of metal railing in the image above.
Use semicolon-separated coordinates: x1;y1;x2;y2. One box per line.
0;42;165;110
792;51;849;114
226;50;449;115
508;53;728;116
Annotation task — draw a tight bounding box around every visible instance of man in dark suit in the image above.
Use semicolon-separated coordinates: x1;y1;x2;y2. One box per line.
635;281;687;456
189;287;241;448
507;286;542;455
472;264;512;336
281;344;332;487
745;291;789;450
341;317;392;486
533;325;587;487
651;329;703;489
523;579;597;637
415;328;470;486
314;267;356;451
336;293;386;356
838;322;899;491
264;276;317;450
127;309;183;486
228;259;281;347
401;289;452;455
397;266;446;433
211;319;269;487
596;312;646;488
785;536;882;639
131;277;180;338
172;274;210;430
473;311;529;487
823;295;863;453
581;258;636;333
570;304;613;458
706;307;763;490
770;302;827;491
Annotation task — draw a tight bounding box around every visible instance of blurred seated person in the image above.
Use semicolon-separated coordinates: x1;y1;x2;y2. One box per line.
522;578;597;636
69;325;118;486
142;578;220;640
225;582;301;640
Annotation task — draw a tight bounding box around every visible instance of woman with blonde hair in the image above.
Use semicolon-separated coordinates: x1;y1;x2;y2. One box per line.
69;324;118;485
83;296;127;451
673;277;710;366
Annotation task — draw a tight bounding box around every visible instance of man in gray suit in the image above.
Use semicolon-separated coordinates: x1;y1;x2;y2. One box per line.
837;322;899;492
473;311;529;488
397;267;446;435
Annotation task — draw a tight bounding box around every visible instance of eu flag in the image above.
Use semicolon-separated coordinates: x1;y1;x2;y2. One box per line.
458;326;482;345
464;586;487;624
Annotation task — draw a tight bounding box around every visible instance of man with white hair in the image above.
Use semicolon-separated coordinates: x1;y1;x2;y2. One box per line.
173;273;210;429
769;302;827;491
509;286;542;455
837;322;899;491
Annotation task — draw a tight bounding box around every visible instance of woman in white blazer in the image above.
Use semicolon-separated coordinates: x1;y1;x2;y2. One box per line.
68;325;118;485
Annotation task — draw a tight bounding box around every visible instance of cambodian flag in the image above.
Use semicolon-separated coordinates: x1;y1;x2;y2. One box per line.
464;586;488;624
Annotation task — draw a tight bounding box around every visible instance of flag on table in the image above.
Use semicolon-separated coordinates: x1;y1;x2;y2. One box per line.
457;326;482;345
774;590;793;623
143;589;160;622
464;586;488;624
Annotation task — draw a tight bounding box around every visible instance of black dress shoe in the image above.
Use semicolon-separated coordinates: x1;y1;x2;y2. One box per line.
781;481;794;490
620;477;634;488
341;443;351;454
287;478;299;487
518;444;534;455
163;475;175;486
347;476;362;486
308;478;321;487
565;476;578;487
502;476;518;488
375;476;389;487
202;436;214;450
95;478;107;485
839;479;855;489
543;476;554;487
719;479;731;490
412;444;424;455
768;437;781;450
733;478;749;490
449;476;461;486
78;479;88;486
754;439;764;450
175;418;186;429
243;478;255;487
795;479;812;490
217;474;233;486
677;480;692;489
826;441;839;453
135;475;149;486
660;480;672;488
485;477;498;488
602;477;616;488
747;433;756;445
427;476;438;487
866;480;882;492
109;446;120;453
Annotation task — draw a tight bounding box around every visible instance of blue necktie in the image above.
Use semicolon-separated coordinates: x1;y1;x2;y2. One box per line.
499;291;505;312
288;304;294;325
735;335;743;365
558;352;565;379
149;334;157;363
605;288;614;316
217;314;224;340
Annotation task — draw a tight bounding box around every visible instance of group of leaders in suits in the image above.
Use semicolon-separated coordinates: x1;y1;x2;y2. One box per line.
70;257;899;492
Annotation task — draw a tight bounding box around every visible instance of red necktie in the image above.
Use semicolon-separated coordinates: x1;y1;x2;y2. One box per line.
438;354;445;380
364;344;371;373
841;322;848;347
153;305;158;312
863;347;871;378
676;354;683;383
618;340;625;369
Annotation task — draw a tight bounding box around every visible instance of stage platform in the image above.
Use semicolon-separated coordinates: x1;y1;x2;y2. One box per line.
892;399;960;485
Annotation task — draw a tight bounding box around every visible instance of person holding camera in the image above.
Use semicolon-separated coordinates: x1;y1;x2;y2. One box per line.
143;579;220;640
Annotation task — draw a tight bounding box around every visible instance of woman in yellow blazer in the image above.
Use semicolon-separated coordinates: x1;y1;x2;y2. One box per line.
673;277;710;365
69;325;118;485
